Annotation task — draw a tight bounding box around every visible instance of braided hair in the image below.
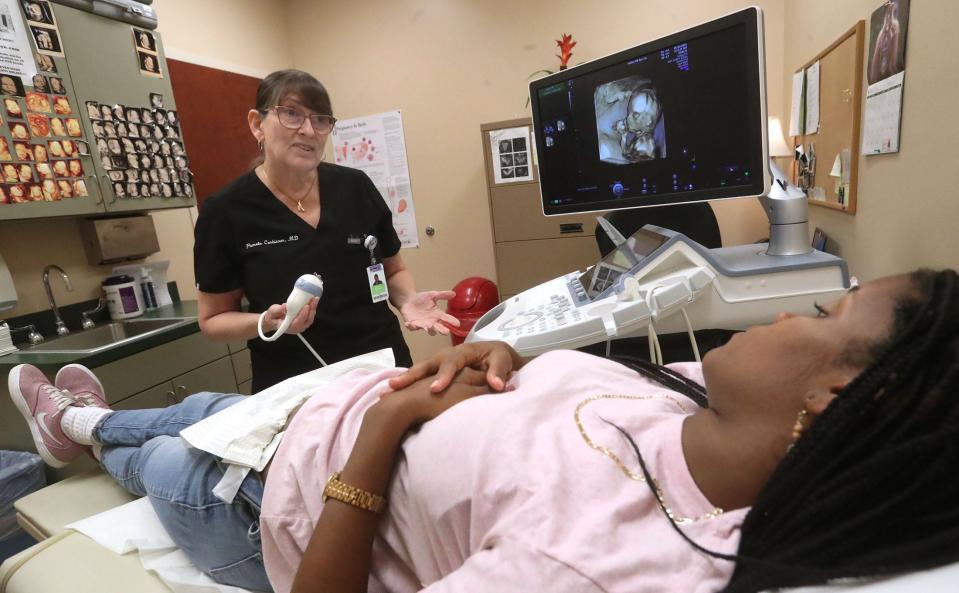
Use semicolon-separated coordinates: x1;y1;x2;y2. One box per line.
612;269;959;592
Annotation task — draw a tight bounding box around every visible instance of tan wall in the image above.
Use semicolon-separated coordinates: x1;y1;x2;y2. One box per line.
786;0;959;281
0;0;292;319
153;0;293;78
284;0;785;359
25;2;936;365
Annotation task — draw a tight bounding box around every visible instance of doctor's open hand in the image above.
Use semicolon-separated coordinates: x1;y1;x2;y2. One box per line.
262;297;319;335
399;290;461;336
389;340;529;394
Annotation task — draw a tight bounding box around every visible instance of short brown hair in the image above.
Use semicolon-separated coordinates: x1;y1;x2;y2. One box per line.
255;69;333;116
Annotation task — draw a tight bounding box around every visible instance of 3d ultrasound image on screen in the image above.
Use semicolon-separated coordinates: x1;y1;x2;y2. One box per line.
595;76;667;164
530;8;767;215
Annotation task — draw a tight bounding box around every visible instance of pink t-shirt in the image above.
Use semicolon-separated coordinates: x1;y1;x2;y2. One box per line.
260;350;748;593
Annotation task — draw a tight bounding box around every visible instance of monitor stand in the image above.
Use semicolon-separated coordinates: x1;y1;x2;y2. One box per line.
761;158;812;256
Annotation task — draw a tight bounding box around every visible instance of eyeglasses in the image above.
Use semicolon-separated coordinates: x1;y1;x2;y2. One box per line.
265;105;336;134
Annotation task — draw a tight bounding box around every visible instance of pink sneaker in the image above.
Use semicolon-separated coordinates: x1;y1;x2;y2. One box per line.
55;364;109;409
8;364;85;467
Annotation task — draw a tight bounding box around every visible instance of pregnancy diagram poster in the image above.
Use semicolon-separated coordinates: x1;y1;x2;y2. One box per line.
331;110;419;248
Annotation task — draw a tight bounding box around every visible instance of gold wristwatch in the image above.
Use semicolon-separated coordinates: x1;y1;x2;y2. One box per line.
322;472;387;514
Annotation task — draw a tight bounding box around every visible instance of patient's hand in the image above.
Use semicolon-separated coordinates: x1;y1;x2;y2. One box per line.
389;341;528;394
376;367;493;427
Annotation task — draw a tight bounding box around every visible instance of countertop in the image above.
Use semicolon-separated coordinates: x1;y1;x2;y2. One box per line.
0;301;201;368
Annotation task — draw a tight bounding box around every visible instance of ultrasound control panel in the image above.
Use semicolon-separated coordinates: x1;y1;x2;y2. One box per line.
468;225;850;356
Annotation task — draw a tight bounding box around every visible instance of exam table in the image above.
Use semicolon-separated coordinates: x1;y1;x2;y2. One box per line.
3;350;959;593
3;467;959;593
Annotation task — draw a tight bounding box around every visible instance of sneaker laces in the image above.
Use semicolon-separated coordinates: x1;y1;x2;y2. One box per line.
73;392;104;407
41;385;79;412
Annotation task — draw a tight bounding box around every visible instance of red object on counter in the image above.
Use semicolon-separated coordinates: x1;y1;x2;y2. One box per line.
445;277;499;346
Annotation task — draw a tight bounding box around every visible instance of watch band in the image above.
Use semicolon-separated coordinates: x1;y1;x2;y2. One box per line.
322;472;387;514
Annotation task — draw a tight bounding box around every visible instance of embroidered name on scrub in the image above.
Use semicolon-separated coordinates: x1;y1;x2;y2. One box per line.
245;235;300;250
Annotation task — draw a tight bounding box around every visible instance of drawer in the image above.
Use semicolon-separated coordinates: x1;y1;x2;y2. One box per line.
227;340;248;354
174;357;238;397
113;383;177;410
494;236;600;296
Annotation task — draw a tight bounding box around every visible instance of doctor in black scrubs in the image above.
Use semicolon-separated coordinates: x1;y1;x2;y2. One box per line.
194;69;459;391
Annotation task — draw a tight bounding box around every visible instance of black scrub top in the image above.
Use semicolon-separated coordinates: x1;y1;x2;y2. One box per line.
194;163;412;391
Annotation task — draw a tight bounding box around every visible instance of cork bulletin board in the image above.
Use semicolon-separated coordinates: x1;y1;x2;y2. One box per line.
792;21;865;214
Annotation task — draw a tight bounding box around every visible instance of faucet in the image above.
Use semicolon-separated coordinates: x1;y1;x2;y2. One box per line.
81;297;105;329
42;264;73;336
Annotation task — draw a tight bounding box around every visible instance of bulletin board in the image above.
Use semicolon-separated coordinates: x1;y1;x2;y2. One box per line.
793;21;865;214
167;59;260;207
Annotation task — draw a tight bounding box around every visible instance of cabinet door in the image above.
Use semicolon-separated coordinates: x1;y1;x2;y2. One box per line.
494;236;600;296
172;356;239;401
230;349;252;386
0;4;105;220
95;332;231;404
113;382;177;410
52;4;195;213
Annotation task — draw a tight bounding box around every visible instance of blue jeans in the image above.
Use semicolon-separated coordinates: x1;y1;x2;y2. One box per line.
95;392;272;592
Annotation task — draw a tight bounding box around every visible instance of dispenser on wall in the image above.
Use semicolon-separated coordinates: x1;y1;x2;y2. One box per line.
0;252;17;312
78;214;161;264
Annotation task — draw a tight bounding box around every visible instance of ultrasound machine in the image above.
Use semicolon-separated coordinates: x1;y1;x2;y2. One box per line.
466;7;850;359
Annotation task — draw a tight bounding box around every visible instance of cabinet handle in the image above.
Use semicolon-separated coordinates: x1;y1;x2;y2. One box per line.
165;390;177;406
176;385;188;401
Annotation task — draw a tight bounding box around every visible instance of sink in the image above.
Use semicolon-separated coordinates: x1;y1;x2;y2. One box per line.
17;318;194;354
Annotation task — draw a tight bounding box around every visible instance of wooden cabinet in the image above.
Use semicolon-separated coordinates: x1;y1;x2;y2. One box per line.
480;118;606;300
92;332;235;404
113;356;239;409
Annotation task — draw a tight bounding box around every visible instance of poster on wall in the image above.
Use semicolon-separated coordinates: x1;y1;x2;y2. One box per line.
489;126;533;184
331;110;419;248
0;0;38;85
861;0;910;155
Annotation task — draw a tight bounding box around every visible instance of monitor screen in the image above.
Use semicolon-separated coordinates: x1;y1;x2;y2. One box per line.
577;227;668;299
530;8;769;216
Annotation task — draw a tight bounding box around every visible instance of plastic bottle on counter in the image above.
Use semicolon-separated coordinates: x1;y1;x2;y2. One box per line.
140;267;158;310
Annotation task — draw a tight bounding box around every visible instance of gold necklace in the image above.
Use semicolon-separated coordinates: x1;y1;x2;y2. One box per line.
262;167;317;213
290;173;317;213
574;394;724;524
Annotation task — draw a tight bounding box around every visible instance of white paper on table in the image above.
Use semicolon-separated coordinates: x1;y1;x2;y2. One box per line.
489;127;534;183
0;0;40;86
804;61;821;134
789;71;805;136
68;498;252;593
861;71;905;155
330;110;419;248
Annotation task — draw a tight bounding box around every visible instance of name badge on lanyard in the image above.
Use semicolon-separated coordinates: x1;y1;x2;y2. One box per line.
367;263;388;303
361;235;387;303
